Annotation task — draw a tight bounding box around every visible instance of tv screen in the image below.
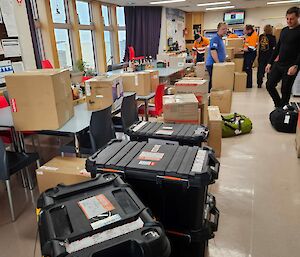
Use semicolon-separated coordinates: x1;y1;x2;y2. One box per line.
224;10;245;25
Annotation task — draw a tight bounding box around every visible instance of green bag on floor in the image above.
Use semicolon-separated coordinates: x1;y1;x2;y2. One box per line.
222;113;253;138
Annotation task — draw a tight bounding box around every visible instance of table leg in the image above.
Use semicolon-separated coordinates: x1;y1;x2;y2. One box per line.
144;99;149;121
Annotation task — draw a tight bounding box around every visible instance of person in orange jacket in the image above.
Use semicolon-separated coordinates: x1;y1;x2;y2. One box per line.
243;24;259;88
192;34;210;63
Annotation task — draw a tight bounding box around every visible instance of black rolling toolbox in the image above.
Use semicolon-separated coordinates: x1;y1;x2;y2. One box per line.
36;174;171;257
127;121;209;146
86;140;220;234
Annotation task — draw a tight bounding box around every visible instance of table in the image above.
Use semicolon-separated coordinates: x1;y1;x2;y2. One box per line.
136;93;155;121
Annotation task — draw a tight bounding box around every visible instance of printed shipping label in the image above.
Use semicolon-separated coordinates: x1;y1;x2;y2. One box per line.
78;194;115;219
132;121;147;132
156;129;174;135
138;160;156;166
138;151;164;161
91;214;122;230
284;115;290;124
151;145;161;152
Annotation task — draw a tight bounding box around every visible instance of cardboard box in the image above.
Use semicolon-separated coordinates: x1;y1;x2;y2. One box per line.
210;90;232;113
234;72;247;92
207;106;222;157
121;72;151;96
148;70;159;92
226;47;235;60
212;62;235;91
85;75;123;111
296;112;300;158
163;94;199;124
199;102;208;125
233;58;244;73
5;69;74;131
169;56;186;68
175;79;209;104
195;62;206;78
36;157;90;193
226;38;244;53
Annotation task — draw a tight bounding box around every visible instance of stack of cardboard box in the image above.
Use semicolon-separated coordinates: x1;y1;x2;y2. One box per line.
121;72;152;95
210;62;235;113
85;75;123;111
226;47;235;61
225;38;244;54
5;69;74;131
207;106;222;157
36;157;90;193
194;62;206;78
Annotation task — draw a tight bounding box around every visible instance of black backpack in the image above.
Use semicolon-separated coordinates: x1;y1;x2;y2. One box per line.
269;104;299;133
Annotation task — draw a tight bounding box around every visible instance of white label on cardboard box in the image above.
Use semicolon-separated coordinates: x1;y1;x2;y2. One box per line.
132;121;147;132
66;218;144;253
135;75;138;86
151;145;161;152
40;166;58;171
36;171;43;175
191;149;206;173
138;151;164;161
156;129;174;135
85;82;91;96
91;214;122;230
96;95;104;98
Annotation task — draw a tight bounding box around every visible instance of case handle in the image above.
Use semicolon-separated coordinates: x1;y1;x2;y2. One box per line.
205;193;219;232
156;175;190;189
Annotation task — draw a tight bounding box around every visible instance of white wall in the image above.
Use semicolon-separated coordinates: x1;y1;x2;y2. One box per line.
158;7;167;54
203;5;296;31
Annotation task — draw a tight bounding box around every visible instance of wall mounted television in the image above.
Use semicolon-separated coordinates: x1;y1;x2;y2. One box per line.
224;10;245;25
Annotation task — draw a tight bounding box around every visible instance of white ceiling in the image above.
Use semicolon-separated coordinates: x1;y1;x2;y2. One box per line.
100;0;299;12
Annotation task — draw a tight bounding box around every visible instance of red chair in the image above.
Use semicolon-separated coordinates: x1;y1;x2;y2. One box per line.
0;96;13;144
138;84;165;118
128;46;144;61
41;60;54;69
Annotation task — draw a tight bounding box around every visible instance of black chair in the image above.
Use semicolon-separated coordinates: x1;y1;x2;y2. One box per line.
112;93;139;133
0;138;40;221
60;106;116;155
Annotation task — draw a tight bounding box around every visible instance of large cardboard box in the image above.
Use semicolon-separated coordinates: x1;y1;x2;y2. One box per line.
163;94;199;124
169;56;186;68
210;89;232;113
121;72;151;96
226;47;235;60
175;79;209;104
148;70;159;92
296;112;300;158
85;75;123;111
208;106;222;157
195;62;206;78
225;38;244;53
233;58;244;73
212;62;235;91
36;157;90;193
234;72;247;92
5;69;74;131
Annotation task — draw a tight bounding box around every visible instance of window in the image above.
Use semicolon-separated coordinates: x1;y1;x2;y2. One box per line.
76;1;91;25
104;31;113;65
102;5;110;26
54;29;72;68
118;30;126;62
79;30;95;70
116;6;125;26
50;0;67;23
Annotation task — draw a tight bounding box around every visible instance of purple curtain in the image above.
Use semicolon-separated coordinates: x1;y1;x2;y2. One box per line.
124;6;162;61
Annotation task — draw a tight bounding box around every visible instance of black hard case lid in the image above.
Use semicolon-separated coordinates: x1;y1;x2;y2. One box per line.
86;140;219;188
127;121;209;145
37;174;170;257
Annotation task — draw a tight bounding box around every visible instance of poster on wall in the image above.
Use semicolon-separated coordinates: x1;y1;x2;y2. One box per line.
0;0;18;37
1;39;21;58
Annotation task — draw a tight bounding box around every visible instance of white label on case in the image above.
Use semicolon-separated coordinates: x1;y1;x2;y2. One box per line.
284;114;290;124
191;149;206;173
151;145;161;152
138;151;164;161
91;214;122;230
132;121;147;132
156;130;174;135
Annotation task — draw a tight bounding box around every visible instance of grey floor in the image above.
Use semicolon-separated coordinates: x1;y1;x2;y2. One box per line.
0;85;300;257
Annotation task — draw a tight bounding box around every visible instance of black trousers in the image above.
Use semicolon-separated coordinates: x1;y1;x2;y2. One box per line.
196;53;205;63
266;63;297;107
243;51;257;88
257;56;270;87
206;65;213;92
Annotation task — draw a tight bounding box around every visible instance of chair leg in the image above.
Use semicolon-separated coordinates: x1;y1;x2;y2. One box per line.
31;135;36;150
25;167;34;190
20;170;28;188
36;159;41;168
5;180;15;222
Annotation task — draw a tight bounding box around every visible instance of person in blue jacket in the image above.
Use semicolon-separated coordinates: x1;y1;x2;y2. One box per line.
206;22;228;91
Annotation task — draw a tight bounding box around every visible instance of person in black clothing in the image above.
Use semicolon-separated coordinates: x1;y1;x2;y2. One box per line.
266;7;300;107
257;25;276;88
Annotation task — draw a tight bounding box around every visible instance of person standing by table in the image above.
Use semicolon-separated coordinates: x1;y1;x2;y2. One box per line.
243;25;259;88
257;24;276;88
266;6;300;107
206;22;228;91
192;34;210;63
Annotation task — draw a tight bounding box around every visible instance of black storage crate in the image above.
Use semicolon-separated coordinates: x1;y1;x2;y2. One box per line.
127;121;209;146
37;174;171;257
86;140;220;233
